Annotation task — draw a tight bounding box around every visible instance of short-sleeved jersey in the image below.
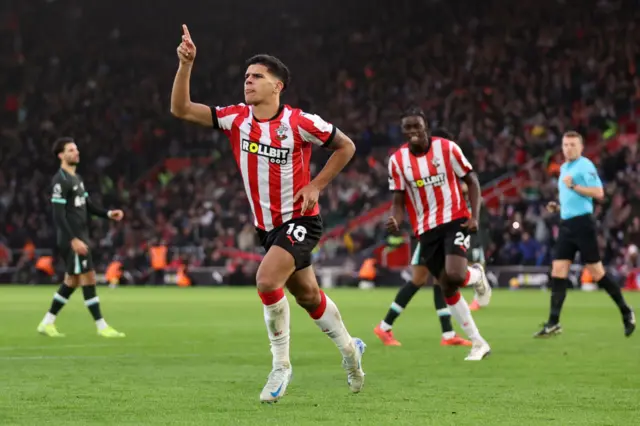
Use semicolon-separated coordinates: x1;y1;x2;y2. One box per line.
209;104;336;231
51;169;90;244
388;138;472;236
559;156;603;220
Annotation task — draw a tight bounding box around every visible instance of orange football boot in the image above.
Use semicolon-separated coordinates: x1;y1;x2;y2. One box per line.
374;324;401;346
441;335;472;346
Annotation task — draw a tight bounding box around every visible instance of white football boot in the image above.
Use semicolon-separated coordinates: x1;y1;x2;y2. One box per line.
342;337;366;393
260;366;293;403
471;263;492;307
464;339;491;361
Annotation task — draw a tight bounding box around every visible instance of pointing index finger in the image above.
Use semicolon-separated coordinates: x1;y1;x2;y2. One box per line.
182;24;192;40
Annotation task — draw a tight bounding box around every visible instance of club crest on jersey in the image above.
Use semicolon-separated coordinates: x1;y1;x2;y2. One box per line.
432;157;441;168
52;183;62;199
414;174;446;188
241;139;290;165
275;123;289;141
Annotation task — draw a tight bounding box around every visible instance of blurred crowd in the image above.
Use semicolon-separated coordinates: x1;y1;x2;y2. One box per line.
484;142;640;273
1;0;640;278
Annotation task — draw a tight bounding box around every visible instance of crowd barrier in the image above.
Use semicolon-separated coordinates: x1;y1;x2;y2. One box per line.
1;265;598;289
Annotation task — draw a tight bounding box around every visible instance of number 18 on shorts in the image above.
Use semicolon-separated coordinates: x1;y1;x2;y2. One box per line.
257;215;324;271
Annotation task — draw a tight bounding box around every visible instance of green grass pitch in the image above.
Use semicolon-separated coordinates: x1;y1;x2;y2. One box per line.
1;286;639;425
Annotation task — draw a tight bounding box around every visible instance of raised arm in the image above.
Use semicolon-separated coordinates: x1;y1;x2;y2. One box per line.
170;24;213;127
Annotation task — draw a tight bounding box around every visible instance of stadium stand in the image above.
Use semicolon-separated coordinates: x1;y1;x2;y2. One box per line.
1;0;639;284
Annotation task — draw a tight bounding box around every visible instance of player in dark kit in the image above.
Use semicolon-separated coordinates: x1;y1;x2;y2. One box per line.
37;137;126;338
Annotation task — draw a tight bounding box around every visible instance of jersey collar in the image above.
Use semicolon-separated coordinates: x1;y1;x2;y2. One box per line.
253;105;284;123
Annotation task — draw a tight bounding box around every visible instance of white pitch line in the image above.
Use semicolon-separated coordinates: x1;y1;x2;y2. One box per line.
0;353;202;361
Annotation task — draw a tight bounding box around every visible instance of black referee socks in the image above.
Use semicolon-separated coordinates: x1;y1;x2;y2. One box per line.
597;274;632;315
548;277;569;325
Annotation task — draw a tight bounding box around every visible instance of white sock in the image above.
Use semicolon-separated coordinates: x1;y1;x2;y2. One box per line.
442;331;456;339
446;292;484;342
465;266;482;287
96;318;108;331
263;296;291;369
42;312;56;325
379;321;393;332
313;292;354;358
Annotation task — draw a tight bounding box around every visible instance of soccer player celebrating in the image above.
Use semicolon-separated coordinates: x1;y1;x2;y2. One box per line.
37;138;126;338
376;108;492;360
534;131;635;338
170;25;365;402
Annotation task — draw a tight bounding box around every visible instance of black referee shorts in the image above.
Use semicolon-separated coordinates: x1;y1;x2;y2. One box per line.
553;214;601;264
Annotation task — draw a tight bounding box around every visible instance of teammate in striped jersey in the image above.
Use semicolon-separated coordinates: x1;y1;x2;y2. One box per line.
375;130;474;348
170;25;365;402
376;108;492;361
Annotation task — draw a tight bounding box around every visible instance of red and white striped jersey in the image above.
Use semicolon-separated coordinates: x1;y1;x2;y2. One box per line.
388;138;472;236
211;103;335;231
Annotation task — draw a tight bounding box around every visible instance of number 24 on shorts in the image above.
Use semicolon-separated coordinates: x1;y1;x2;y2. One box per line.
454;232;471;250
287;223;307;242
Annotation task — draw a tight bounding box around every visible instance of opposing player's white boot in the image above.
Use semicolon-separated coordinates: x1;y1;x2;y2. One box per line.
341;337;366;393
464;339;491;361
260;366;292;403
470;264;492;307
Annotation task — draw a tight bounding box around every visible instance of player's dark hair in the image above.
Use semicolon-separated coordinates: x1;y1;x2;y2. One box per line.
431;128;455;139
401;107;427;124
246;54;291;91
52;137;75;157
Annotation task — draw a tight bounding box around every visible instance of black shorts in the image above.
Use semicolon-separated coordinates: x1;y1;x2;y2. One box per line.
553;214;601;264
414;218;470;277
256;215;323;271
59;244;94;276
